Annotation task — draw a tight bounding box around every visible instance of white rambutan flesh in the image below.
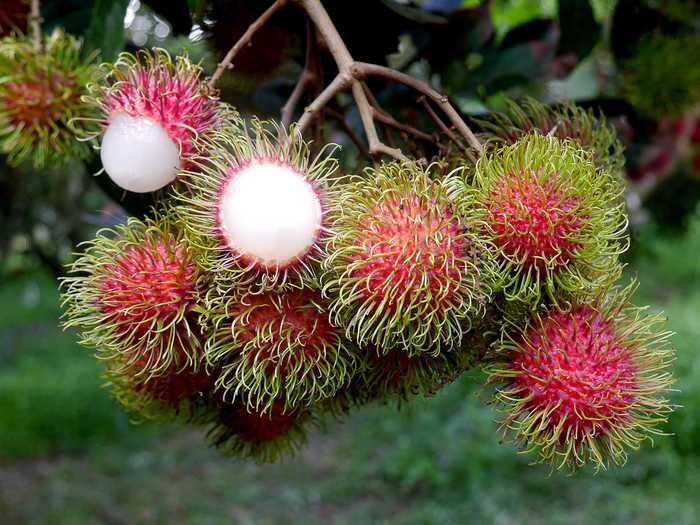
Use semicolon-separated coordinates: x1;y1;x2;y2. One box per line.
219;161;322;268
100;112;180;193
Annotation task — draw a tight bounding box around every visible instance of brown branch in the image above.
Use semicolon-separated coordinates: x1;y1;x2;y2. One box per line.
30;0;43;53
419;96;475;162
207;0;288;90
281;21;319;129
325;107;371;159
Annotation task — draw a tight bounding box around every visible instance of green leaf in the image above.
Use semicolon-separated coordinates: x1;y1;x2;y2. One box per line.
84;0;130;62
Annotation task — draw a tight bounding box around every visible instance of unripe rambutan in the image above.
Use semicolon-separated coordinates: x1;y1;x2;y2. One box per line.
451;134;628;304
204;286;357;413
0;30;97;167
476;97;625;176
207;400;309;463
60;209;205;380
322;161;491;355
488;285;675;470
175;118;337;289
80;49;226;193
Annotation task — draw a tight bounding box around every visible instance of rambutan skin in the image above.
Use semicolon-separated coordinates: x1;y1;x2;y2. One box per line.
206;400;310;463
175;118;338;290
476;97;625;176
80;48;225;163
488;285;675;470
451;134;628;304
0;30;98;167
60;209;206;380
203;285;357;414
322;160;492;355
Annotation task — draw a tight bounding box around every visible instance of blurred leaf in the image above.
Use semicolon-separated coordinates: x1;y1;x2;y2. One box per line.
84;0;130;61
610;0;680;60
557;0;599;60
381;0;450;24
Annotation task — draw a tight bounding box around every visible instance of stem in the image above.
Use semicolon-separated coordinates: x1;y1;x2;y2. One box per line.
281;21;319;129
207;0;288;90
30;0;43;53
419;96;475;163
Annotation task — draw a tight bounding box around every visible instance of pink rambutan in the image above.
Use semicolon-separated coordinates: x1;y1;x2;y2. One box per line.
323;160;491;355
488;286;674;469
207;400;309;462
452;133;627;304
61;210;204;379
80;49;227;193
205;286;356;413
176;118;337;289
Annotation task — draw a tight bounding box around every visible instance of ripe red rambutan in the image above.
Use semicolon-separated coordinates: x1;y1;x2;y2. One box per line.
80;48;227;193
323;160;491;355
204;286;356;414
0;30;97;167
207;400;309;462
488;285;674;469
61;210;205;380
452;134;627;304
176;118;337;289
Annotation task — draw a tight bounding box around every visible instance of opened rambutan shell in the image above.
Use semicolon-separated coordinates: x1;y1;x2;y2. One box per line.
323;160;491;355
488;285;674;470
175;118;337;289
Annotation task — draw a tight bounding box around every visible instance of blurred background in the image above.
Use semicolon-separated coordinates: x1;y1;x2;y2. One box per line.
1;0;700;523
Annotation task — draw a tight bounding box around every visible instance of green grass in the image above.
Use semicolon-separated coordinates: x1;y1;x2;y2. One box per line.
2;225;700;523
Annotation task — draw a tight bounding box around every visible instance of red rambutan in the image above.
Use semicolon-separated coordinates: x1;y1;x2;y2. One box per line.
80;48;227;193
323;160;491;355
452;133;627;304
204;286;356;413
176;118;337;289
0;30;97;167
61;210;205;380
488;285;674;469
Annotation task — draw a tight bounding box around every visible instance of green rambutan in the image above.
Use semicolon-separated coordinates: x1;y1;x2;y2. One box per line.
476;97;625;176
60;209;205;380
322;160;492;355
207;400;310;463
487;285;675;470
79;48;227;193
451;133;627;304
622;33;700;119
0;29;97;167
204;286;357;413
175;118;338;289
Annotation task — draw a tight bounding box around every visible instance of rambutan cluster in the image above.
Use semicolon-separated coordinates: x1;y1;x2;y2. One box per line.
60;50;675;470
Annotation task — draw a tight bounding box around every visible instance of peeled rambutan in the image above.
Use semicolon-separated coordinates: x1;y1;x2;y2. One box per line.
207;400;309;463
204;286;356;413
60;209;204;380
476;97;625;176
80;48;226;193
0;30;97;167
452;133;627;304
488;285;674;470
322;160;491;355
176;118;337;289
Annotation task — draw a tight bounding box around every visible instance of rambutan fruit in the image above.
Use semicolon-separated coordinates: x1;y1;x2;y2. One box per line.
0;30;97;167
476;97;625;176
80;48;226;193
322;160;491;355
488;285;675;470
451;133;628;304
207;400;309;463
60;209;205;380
175;118;337;289
204;286;357;413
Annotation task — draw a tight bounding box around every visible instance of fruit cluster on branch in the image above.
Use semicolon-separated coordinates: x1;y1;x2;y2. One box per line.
1;0;674;470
